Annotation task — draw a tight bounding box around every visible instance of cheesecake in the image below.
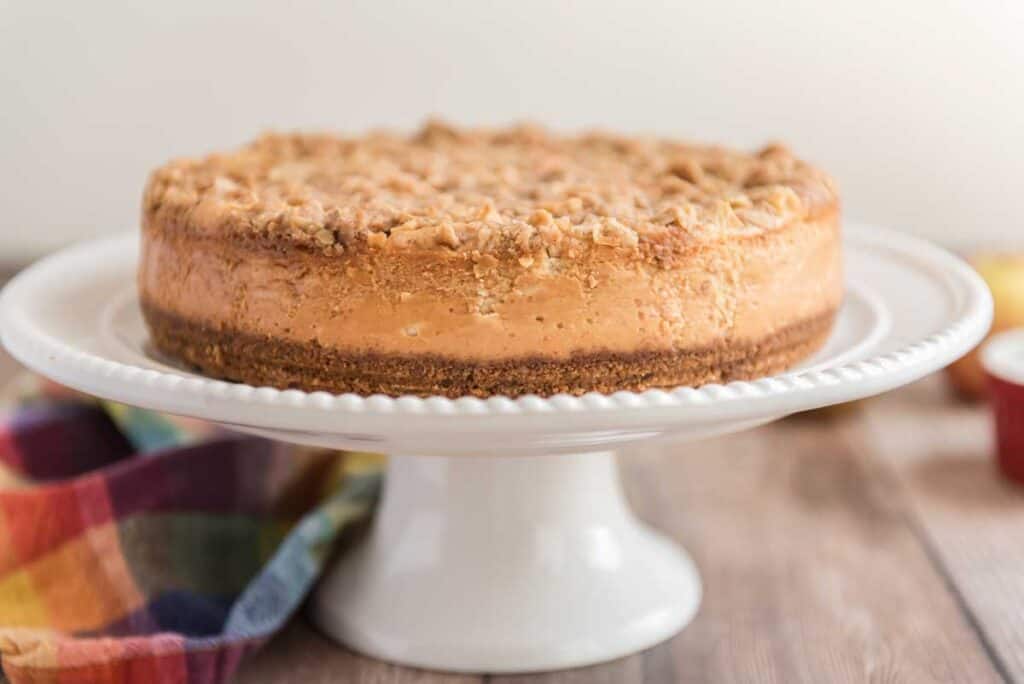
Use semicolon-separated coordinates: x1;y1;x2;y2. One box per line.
139;122;842;398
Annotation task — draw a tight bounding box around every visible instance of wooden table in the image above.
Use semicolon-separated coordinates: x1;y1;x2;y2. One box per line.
1;353;1019;683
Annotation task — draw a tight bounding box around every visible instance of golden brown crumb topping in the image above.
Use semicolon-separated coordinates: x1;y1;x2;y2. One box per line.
143;120;838;258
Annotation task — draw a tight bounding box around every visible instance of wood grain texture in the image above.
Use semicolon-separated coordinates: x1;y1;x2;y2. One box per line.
849;376;1022;682
614;412;1001;684
236;619;481;684
490;651;652;684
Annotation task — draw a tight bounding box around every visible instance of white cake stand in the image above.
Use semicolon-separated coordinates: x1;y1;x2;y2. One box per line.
0;223;991;674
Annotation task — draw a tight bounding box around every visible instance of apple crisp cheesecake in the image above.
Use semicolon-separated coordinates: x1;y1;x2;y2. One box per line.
139;121;842;397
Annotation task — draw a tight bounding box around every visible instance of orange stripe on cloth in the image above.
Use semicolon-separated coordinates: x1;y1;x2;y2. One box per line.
2;632;187;684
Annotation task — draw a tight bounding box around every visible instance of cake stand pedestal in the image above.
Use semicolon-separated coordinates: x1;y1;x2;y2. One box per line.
311;451;699;672
0;223;992;673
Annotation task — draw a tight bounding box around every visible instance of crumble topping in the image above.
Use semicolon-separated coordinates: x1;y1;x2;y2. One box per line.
143;120;838;257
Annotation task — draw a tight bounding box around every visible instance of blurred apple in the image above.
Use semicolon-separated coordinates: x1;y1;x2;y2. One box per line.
946;254;1024;400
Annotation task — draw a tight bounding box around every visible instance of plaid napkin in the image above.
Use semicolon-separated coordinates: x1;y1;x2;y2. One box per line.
0;377;383;683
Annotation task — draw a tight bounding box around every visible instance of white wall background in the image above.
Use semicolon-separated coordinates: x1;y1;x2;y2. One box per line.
2;0;1022;261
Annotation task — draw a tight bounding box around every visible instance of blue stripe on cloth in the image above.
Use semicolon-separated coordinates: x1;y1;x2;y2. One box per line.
222;471;381;637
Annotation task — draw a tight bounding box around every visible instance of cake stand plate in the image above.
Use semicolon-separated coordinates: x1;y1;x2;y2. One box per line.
0;223;992;674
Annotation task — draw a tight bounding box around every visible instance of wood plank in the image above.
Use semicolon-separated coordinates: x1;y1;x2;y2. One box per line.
612;411;1002;684
237;618;482;684
850;375;1021;681
489;652;647;684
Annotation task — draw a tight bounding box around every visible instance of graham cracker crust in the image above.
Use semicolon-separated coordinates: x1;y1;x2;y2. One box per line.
142;301;837;398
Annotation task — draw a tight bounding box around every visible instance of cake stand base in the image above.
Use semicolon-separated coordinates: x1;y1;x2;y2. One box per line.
309;451;701;673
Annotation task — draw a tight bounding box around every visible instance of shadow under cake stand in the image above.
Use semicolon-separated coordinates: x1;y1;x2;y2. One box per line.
0;222;992;674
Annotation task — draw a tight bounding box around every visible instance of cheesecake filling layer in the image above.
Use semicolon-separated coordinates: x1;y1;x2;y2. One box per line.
139;217;842;364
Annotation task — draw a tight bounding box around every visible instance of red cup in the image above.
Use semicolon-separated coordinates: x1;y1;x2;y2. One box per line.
982;329;1024;484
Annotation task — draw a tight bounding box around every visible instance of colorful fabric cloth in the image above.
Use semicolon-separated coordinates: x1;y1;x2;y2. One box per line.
0;379;383;683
